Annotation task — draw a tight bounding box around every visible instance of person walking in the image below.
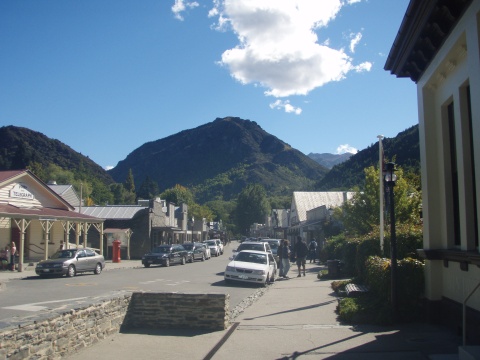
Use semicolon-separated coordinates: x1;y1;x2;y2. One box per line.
280;239;291;279
277;241;284;278
294;236;308;277
308;238;318;263
10;241;16;271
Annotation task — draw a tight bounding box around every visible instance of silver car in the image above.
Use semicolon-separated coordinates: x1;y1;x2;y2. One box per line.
35;248;105;277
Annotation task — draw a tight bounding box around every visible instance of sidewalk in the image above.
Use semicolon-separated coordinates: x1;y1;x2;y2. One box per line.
62;262;462;360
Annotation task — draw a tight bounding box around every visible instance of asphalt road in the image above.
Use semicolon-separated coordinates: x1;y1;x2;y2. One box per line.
0;253;262;330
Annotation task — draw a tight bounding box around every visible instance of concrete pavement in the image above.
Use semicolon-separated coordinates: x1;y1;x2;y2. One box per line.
0;260;463;359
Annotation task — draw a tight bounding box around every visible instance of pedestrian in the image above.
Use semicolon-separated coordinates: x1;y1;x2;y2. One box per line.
294;236;308;277
277;241;284;278
308;238;318;263
280;239;291;279
10;241;16;271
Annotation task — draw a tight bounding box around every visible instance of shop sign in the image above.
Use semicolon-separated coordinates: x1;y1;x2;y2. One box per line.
10;183;35;200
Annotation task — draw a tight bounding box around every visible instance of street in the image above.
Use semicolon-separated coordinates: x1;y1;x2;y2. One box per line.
0;250;264;330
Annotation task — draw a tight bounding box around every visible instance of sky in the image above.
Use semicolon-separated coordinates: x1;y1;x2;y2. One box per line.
0;0;417;171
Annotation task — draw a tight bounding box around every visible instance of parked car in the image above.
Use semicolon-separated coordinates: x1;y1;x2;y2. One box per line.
200;243;211;259
204;240;221;257
214;239;224;254
230;241;272;260
261;239;281;264
141;244;191;267
224;250;276;286
35;248;105;277
182;242;207;262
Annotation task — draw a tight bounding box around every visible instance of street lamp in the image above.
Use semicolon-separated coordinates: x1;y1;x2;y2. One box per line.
384;162;398;322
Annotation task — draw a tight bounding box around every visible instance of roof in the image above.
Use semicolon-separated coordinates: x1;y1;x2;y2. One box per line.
292;191;354;223
0;169;75;211
0;203;102;222
48;184;81;207
385;0;473;82
78;205;147;219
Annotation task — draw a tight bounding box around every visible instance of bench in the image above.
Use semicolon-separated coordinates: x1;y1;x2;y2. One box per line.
345;283;369;297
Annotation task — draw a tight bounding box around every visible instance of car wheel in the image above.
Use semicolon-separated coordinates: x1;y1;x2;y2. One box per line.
189;256;194;263
201;254;205;261
270;273;275;283
181;256;186;265
164;258;170;267
67;265;76;277
144;263;150;268
264;273;270;287
94;263;102;275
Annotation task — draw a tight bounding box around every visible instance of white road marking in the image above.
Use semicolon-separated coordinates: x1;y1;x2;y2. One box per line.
139;279;166;284
3;297;88;312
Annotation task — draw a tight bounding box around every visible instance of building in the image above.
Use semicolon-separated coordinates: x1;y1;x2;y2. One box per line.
0;170;104;271
386;0;480;344
79;199;182;259
288;191;354;244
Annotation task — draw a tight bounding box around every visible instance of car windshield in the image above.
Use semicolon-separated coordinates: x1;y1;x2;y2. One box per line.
235;252;267;264
152;247;170;253
237;243;265;252
51;250;77;259
206;241;216;246
182;244;193;250
266;242;279;250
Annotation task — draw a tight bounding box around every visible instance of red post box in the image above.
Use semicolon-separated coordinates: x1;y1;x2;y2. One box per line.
112;239;121;263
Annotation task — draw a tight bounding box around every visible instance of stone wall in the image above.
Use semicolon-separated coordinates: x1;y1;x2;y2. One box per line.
0;292;229;360
125;292;229;330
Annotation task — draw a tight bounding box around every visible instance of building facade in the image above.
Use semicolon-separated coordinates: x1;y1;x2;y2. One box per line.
0;170;104;271
386;0;480;343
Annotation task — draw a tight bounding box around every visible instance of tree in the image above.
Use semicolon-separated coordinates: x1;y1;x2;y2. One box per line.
338;165;422;236
124;168;135;193
160;184;194;206
137;176;159;200
235;184;270;235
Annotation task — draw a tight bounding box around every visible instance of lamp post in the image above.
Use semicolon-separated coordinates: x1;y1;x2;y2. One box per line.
384;162;398;322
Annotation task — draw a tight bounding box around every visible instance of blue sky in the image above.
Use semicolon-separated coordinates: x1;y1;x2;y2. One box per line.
0;0;416;171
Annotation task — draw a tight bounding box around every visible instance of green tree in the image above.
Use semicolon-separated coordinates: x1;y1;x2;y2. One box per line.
235;184;270;235
160;184;195;206
339;165;422;236
124;168;135;193
137;176;159;200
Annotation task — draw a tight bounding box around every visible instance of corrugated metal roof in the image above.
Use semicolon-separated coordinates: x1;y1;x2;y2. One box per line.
292;191;355;223
77;206;147;219
48;184;81;207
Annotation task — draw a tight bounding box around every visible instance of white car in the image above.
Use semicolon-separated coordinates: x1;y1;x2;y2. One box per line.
200;243;211;259
214;239;224;254
224;250;276;286
204;240;221;256
230;241;272;260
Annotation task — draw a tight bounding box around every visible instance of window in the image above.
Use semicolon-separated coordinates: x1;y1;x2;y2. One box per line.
466;86;479;247
447;101;461;246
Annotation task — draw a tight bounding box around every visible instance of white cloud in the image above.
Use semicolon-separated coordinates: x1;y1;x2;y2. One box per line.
269;99;302;115
209;0;372;97
172;0;199;21
105;165;114;171
349;32;362;53
336;144;358;154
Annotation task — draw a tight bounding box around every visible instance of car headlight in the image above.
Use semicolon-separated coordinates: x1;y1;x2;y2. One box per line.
252;270;265;275
226;266;236;272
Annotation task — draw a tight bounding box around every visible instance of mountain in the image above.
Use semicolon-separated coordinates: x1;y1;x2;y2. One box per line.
108;117;329;202
308;152;353;169
316;125;420;190
0;125;114;185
